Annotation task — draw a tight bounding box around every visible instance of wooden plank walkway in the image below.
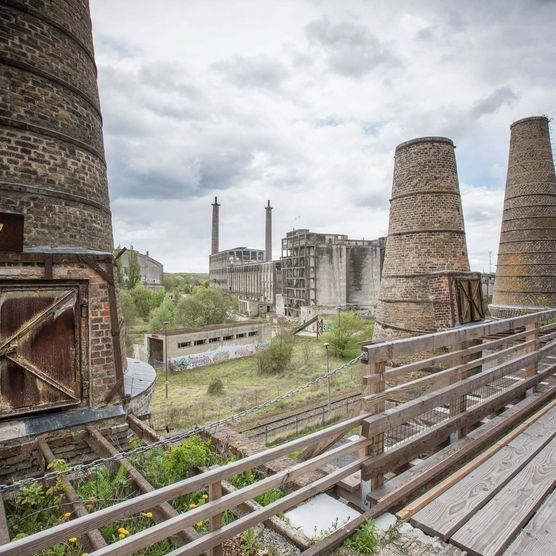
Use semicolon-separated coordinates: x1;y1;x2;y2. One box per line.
411;405;556;540
409;403;556;556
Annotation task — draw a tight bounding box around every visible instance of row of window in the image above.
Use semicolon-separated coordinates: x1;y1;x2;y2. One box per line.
177;330;258;348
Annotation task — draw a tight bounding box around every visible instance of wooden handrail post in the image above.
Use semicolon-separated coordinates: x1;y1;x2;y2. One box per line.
361;347;386;506
524;322;539;395
209;480;223;556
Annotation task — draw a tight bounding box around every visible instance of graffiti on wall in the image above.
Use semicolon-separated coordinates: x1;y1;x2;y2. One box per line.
170;341;270;372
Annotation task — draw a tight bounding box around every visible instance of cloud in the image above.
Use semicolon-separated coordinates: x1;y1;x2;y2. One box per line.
88;1;556;272
213;55;291;92
470;86;518;118
305;17;400;78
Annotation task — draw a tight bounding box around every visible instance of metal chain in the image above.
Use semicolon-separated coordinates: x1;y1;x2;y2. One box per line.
0;353;362;493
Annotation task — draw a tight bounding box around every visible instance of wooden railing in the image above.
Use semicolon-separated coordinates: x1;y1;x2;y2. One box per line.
1;310;555;556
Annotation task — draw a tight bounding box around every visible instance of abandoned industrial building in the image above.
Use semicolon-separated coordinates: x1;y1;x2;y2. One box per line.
118;248;164;290
1;1;556;555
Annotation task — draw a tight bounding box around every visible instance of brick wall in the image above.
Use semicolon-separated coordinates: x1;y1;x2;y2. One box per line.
0;0;114;252
374;137;472;341
490;117;556;316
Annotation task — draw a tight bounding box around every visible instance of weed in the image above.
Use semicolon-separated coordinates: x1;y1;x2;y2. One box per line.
207;377;225;395
254;488;282;507
344;519;380;555
240;527;263;555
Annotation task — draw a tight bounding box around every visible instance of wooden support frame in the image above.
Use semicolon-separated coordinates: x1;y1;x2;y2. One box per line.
85;427;200;546
0;495;10;546
37;440;106;551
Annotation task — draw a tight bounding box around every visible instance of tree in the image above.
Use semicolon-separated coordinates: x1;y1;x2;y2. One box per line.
256;333;293;375
127;249;141;290
149;289;166;311
148;296;175;332
130;284;152;319
120;289;137;325
320;313;373;358
174;287;237;327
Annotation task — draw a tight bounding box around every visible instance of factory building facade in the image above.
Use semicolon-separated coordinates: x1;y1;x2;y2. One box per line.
119;249;164;290
280;230;386;319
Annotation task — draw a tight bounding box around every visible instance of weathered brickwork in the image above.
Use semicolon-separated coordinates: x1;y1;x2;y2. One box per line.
0;0;113;252
0;254;123;407
0;420;128;484
490;117;556;317
374;138;473;341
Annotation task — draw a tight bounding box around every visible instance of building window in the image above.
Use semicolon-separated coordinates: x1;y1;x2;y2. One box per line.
248;331;258;337
177;341;191;348
209;337;220;343
236;333;246;338
194;339;206;346
223;335;233;341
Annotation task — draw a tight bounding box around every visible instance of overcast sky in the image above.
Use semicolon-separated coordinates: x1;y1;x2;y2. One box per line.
90;0;555;273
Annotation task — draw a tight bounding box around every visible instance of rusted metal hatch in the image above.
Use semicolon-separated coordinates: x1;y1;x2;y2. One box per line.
0;285;81;418
456;278;484;324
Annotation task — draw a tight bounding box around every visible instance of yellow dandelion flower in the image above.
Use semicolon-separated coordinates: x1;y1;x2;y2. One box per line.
82;553;89;556
201;494;209;499
235;440;241;445
64;512;72;518
196;521;204;527
226;461;233;465
118;533;126;539
68;537;77;543
117;527;126;534
141;511;153;518
189;503;197;508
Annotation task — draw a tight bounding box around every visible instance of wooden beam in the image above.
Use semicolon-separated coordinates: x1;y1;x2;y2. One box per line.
362;309;556;361
396;396;556;521
0;423;371;556
37;440;106;551
0;495;10;546
86;427;199;546
361;365;556;480
162;458;367;556
361;346;556;440
126;415;169;448
302;387;556;556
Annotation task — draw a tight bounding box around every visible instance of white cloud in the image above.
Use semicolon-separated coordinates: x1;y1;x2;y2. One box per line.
90;0;556;272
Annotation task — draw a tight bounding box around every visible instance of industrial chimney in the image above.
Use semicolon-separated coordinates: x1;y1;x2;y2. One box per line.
373;137;481;342
211;196;220;255
490;117;556;317
0;0;128;426
265;200;273;262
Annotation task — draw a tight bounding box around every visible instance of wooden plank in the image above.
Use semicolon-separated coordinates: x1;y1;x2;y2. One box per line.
362;309;556;361
409;403;556;537
361;347;556;441
127;415;168;447
362;366;556;480
450;435;556;556
0;495;10;545
368;387;556;503
208;482;222;556
0;428;371;556
163;458;366;556
86;427;199;546
504;489;556;556
365;336;539;404
37;440;107;551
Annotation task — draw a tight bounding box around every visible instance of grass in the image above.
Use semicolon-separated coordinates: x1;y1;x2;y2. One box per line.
150;335;363;432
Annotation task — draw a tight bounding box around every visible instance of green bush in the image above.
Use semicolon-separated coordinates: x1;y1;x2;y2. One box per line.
256;333;293;375
207;377;225;395
148;296;175;332
321;312;372;358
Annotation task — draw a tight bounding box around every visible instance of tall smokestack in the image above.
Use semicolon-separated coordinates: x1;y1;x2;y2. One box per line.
373;137;472;342
211;196;220;255
490;116;556;317
265;200;272;261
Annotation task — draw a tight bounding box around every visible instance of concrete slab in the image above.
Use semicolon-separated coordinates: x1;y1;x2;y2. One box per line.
284;493;361;539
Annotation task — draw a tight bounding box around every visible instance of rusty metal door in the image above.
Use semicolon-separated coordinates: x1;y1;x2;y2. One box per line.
0;285;81;418
456;278;484;324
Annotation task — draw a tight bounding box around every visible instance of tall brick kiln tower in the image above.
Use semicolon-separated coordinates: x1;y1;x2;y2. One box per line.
0;0;127;436
490;117;556;318
373;137;483;342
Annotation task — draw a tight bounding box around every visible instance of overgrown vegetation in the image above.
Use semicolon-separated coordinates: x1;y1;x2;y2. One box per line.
256;332;294;375
207;377;225;395
320;312;372;358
